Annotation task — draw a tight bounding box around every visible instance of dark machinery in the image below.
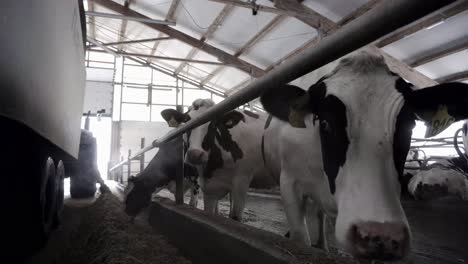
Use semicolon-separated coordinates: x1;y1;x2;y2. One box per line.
0;0;87;260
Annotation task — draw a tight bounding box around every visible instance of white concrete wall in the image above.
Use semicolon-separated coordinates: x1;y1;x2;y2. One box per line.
118;121;173;177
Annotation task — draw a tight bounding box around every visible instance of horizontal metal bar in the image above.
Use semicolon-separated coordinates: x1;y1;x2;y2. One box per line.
109;145;155;171
87;37;120;57
108;0;454;172
86;37;172;49
89;49;226;65
85;11;176;26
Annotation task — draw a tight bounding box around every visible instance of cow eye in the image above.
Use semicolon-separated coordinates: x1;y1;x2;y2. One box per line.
320;120;331;132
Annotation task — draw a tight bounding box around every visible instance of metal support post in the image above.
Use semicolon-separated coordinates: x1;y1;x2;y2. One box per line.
140;138;145;173
127;149;132;182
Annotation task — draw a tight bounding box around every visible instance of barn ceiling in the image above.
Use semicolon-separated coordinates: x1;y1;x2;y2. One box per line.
85;0;468;96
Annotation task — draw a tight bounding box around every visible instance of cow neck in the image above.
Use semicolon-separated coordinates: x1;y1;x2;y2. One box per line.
201;121;243;179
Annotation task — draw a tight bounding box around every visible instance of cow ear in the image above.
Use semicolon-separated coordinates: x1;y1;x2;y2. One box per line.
260;82;326;128
128;176;136;183
161;109;190;127
221;111;245;128
408;82;468;137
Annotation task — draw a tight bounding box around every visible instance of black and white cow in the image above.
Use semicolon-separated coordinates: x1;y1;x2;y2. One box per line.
162;99;272;221
124;136;198;218
260;51;468;261
408;156;468;200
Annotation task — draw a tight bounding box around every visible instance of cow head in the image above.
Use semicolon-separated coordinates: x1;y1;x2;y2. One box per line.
124;175;152;217
261;52;468;261
161;99;245;178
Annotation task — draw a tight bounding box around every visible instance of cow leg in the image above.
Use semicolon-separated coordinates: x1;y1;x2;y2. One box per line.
229;174;252;222
203;194;218;214
188;187;199;208
304;199;328;251
281;173;310;246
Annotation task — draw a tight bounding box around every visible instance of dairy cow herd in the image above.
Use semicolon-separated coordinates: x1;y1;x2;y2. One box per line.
124;52;468;262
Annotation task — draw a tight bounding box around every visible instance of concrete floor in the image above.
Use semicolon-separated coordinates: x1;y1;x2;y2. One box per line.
156;189;468;264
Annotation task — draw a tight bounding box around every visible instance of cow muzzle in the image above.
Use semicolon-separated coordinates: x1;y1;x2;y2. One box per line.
186;149;208;165
348;221;410;261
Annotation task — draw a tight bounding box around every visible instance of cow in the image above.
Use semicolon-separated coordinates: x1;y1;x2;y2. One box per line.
124;136;199;218
408;157;468;200
161;100;272;221
259;51;468;261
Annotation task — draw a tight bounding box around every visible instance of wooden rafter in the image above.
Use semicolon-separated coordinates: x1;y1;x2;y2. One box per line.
376;1;468;48
88;1;96;39
209;0;290;16
89;49;227;65
266;1;385;71
263;0;439;88
201;15;286;85
408;38;468;67
117;0;132;51
149;0;181;60
365;46;438;87
91;0;264;77
174;4;235;75
269;0;336;34
338;0;383;26
86;37;172;49
437;70;468;83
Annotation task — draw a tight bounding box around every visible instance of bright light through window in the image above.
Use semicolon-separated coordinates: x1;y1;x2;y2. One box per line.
80;117;112;178
411;120;465;157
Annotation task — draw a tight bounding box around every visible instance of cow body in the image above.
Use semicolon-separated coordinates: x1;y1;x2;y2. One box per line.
162;100;275;221
124;136;198;217
185;100;270;221
260;51;468;261
409;157;468;200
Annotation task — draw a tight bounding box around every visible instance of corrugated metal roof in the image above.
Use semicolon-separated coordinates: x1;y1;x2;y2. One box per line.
86;0;468;94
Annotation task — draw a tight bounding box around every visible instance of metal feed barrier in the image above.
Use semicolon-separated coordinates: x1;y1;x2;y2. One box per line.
108;0;459;204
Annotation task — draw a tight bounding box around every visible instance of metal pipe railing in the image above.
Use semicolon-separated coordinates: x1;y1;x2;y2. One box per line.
108;0;456;173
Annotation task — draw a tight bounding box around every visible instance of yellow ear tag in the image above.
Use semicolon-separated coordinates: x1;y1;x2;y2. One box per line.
168;117;179;128
288;109;307;128
423;105;455;138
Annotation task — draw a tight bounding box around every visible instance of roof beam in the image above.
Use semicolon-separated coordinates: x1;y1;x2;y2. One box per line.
436;70;468;83
85;11;176;25
86;37;172;49
208;0;300;16
88;1;96;39
407;37;468;67
264;0;436;88
91;0;265;77
201;15;286;85
117;0;131;51
148;0;181;61
174;4;235;75
89;49;226;65
376;1;468;48
268;0;384;71
365;46;438;87
338;0;383;26
269;0;336;34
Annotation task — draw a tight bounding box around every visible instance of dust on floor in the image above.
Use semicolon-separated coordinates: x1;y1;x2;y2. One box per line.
28;193;191;264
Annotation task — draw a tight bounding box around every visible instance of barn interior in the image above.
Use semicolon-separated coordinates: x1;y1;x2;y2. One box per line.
2;0;468;264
